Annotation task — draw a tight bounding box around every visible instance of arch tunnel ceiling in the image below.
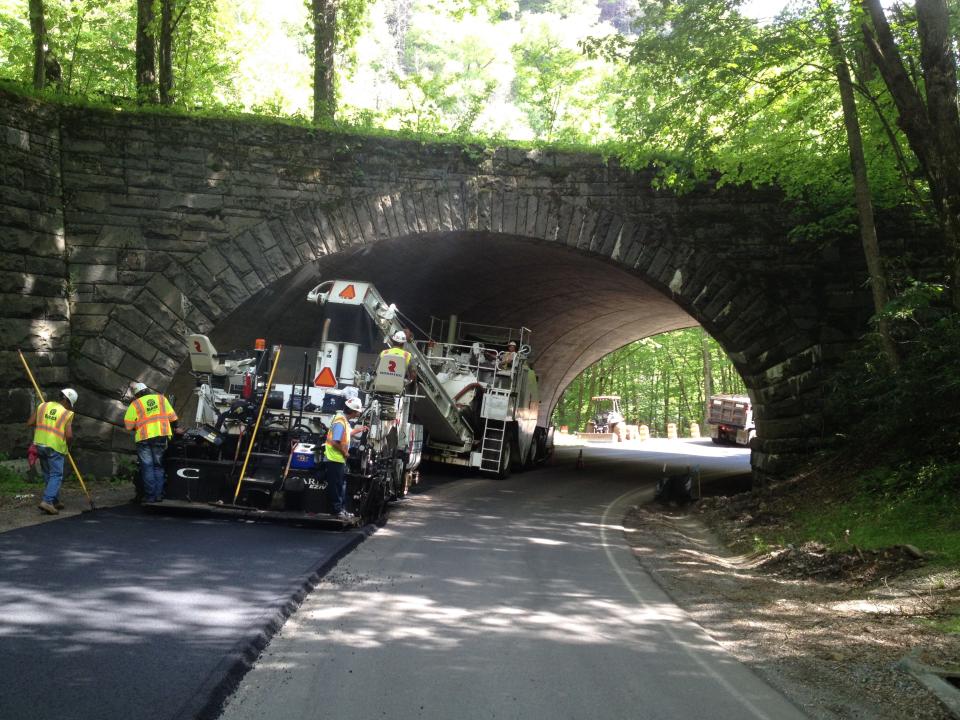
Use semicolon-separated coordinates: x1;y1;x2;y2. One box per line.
201;232;697;422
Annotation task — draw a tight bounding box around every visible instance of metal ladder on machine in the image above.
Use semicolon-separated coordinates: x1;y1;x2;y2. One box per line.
480;418;506;474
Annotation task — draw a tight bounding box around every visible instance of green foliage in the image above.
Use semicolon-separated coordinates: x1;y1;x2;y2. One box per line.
823;308;960;464
588;0;923;235
790;463;960;565
0;453;34;496
552;328;746;434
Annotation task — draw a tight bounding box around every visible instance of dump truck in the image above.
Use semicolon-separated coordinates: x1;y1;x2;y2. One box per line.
706;394;755;446
160;279;552;525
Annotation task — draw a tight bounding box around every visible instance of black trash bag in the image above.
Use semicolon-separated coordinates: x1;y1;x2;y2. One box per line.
654;465;700;505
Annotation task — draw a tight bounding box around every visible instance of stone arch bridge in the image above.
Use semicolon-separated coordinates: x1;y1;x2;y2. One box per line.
0;90;870;479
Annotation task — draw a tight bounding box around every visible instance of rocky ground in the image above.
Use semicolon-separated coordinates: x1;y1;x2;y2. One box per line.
627;471;960;720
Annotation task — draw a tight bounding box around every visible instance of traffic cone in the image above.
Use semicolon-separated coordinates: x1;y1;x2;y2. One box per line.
576;449;584;470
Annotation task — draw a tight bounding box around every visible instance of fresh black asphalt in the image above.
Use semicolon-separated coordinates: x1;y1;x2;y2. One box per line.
0;504;364;720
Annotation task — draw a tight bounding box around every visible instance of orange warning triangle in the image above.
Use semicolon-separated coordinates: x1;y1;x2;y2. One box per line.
338;284;356;300
314;367;338;387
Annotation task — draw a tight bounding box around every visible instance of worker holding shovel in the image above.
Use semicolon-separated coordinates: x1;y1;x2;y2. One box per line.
26;388;79;515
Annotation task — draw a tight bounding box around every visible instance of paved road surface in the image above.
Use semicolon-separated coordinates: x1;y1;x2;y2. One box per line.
220;442;808;720
0;505;363;720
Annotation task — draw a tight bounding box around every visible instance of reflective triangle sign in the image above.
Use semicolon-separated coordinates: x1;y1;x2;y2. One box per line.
314;367;337;387
338;284;356;300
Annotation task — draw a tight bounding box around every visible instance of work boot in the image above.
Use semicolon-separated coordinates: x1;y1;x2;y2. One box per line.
38;501;59;515
53;499;65;510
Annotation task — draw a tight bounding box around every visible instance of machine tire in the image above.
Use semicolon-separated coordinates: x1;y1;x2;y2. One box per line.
359;477;388;524
498;442;512;480
522;444;535;470
389;458;406;500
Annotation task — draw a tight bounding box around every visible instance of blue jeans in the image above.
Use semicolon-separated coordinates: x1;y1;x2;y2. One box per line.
38;445;65;504
137;438;168;501
324;460;347;513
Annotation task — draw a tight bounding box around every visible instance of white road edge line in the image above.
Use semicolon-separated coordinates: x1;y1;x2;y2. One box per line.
599;487;781;720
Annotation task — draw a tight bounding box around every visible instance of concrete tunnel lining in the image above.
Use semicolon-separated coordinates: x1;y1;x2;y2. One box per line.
174;232;698;426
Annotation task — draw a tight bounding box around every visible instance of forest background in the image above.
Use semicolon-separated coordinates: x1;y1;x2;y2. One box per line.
1;0;957;450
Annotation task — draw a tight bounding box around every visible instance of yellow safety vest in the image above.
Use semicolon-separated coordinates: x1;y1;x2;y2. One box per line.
381;346;412;366
124;393;178;443
33;401;73;454
324;413;350;464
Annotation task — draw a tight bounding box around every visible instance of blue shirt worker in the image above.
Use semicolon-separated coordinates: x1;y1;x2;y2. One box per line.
325;396;365;519
26;388;77;515
124;382;178;504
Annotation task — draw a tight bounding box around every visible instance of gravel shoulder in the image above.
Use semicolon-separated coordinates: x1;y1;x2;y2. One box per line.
0;477;133;533
626;487;960;720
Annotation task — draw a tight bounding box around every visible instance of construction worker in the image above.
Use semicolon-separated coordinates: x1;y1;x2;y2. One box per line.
26;388;77;515
379;330;417;383
124;382;178;504
499;340;518;371
324;396;365;519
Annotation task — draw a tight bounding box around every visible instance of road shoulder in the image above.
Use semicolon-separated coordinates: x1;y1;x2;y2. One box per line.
625;503;960;720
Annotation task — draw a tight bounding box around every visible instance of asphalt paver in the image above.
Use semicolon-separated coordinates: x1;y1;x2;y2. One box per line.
0;504;363;720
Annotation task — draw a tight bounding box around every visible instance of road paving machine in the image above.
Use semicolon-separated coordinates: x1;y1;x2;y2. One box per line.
161;279;552;525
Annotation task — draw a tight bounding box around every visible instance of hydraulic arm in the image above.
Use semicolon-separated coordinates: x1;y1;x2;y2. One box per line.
307;280;475;450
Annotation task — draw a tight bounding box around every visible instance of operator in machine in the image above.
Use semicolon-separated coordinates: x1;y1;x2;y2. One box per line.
324;396;366;519
499;340;518;372
379;330;417;383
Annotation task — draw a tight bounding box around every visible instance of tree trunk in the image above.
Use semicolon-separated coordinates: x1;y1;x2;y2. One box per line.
574;374;584;431
312;0;338;123
861;0;960;309
28;0;60;90
136;0;158;104
824;2;899;368
159;0;174;105
29;0;46;90
700;330;712;425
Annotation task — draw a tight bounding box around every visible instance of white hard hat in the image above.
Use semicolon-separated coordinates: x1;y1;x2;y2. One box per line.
391;330;407;344
132;381;149;395
61;388;78;406
345;397;363;412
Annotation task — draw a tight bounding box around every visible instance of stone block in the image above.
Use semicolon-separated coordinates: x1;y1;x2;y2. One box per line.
0;318;70;352
93;284;139;303
72;355;129;396
70;263;118;284
81;337;126;370
196;246;228;277
0;293;69;320
0;422;31;458
115;353;166;389
0;387;36;422
102;320;159;364
0;270;66;296
145;272;185;317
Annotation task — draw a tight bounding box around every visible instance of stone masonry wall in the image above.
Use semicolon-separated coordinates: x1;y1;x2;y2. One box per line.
0;95;71;460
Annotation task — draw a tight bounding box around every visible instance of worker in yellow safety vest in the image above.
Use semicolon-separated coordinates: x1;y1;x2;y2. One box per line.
379;330;417;383
26;388;78;515
124;382;179;504
324;396;366;519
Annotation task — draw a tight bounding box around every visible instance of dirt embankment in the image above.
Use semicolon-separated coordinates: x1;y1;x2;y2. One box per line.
627;477;960;720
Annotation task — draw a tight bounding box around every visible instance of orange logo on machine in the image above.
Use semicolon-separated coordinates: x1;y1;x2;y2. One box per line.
338;284;356;300
314;367;338;387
